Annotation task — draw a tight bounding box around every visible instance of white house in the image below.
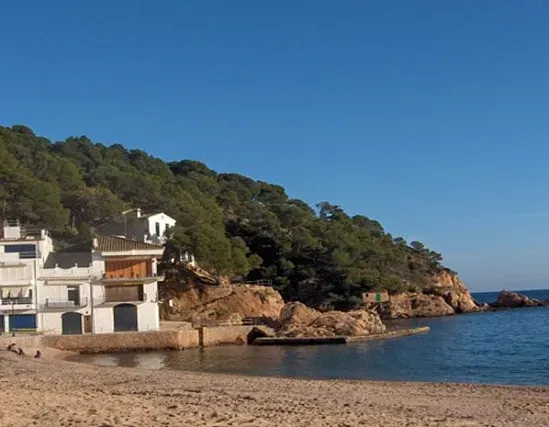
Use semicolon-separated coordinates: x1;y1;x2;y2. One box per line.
90;234;163;333
0;220;164;335
0;221;53;332
100;208;176;245
38;251;94;335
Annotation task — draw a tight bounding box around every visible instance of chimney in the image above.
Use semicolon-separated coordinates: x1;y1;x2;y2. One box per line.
136;208;142;218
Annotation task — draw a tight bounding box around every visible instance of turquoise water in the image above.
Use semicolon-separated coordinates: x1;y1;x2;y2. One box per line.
73;290;549;386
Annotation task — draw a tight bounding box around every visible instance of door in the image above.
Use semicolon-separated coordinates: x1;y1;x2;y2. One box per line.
0;315;4;333
83;315;92;333
9;314;36;330
61;312;83;335
113;303;138;332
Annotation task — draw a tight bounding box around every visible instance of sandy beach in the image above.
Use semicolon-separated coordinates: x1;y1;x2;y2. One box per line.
0;351;547;427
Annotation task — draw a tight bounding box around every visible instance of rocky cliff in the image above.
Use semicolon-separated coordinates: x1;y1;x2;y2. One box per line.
160;267;285;325
370;270;481;319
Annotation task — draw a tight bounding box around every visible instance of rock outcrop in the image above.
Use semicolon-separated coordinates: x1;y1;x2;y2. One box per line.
278;302;386;338
376;293;455;319
368;270;481;319
491;290;549;309
430;270;480;314
162;281;285;326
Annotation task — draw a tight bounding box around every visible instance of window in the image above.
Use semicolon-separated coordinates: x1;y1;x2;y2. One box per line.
67;286;80;305
155;222;160;236
4;244;37;259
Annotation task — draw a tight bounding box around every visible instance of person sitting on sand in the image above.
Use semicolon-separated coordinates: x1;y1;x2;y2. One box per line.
7;343;15;352
34;350;41;359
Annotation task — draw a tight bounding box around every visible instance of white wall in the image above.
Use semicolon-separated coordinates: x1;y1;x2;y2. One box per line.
137;303;159;331
94;306;114;333
39;312;62;334
143;281;158;302
145;213;176;244
41;283;91;302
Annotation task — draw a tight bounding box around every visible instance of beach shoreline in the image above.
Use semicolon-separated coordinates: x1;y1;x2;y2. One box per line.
1;351;548;427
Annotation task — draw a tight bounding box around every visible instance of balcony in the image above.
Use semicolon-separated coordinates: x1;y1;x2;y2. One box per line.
40;297;89;310
0;297;35;310
99;273;164;284
40;266;92;283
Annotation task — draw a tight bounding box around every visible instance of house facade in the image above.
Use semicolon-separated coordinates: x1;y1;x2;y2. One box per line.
0;221;163;335
100;208;176;245
0;221;52;331
91;235;163;333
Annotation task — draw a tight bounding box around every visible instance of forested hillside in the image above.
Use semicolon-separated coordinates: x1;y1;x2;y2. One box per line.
0;124;449;309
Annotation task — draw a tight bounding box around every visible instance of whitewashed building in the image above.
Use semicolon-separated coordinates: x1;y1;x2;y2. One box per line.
0;221;52;332
100;208;176;245
90;234;163;333
0;221;164;335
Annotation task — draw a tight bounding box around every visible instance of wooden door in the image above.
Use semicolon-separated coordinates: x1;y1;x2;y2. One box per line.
83;315;92;333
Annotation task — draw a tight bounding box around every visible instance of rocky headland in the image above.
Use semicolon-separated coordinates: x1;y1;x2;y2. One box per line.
161;266;513;326
367;270;483;319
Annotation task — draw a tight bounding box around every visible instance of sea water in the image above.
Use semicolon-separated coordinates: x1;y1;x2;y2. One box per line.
72;290;549;386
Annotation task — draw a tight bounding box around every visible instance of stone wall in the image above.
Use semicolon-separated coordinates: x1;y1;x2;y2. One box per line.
43;330;200;353
4;325;273;354
200;325;258;346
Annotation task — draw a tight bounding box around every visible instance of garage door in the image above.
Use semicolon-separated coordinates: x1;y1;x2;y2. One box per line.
113;303;138;332
9;314;36;330
62;312;83;335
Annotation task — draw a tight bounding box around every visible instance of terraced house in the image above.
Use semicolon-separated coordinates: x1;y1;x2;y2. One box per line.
0;220;164;335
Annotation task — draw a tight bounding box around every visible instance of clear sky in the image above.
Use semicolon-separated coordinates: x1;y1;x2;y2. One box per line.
1;1;548;291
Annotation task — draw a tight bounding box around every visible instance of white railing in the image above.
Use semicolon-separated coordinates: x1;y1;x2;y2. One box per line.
40;297;89;309
243;280;273;287
40;265;92;280
0;298;34;307
0;251;37;262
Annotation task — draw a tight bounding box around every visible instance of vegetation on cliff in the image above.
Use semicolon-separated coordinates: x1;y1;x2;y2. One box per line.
1;124;449;309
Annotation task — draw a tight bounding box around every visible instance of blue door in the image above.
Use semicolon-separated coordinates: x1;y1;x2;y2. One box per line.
113;304;138;332
62;312;83;335
9;314;37;330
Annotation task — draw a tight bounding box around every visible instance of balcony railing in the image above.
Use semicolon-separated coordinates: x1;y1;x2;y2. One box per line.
100;272;163;283
40;266;92;281
41;297;88;310
0;297;33;305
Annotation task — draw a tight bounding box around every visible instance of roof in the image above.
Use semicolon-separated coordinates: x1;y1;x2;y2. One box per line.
94;235;163;252
139;212;176;220
44;252;92;269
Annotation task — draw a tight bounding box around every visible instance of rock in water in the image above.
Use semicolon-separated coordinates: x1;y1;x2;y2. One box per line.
493;290;541;308
278;302;386;338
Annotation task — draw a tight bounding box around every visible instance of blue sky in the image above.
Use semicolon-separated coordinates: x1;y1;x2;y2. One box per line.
1;1;549;291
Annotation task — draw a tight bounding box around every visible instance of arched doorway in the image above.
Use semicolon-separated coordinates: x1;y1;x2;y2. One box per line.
61;312;83;335
113;303;138;332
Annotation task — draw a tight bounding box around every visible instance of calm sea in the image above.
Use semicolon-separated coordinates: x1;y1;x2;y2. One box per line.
72;289;549;386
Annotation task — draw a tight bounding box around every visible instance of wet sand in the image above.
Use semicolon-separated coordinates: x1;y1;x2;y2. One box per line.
0;350;548;427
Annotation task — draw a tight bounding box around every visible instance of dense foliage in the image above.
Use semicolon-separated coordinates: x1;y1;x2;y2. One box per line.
0;125;447;309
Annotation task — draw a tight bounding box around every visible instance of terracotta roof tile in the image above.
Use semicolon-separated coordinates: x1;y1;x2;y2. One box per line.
95;235;163;252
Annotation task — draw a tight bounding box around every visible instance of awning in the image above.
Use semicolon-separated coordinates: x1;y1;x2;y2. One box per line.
1;287;29;298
